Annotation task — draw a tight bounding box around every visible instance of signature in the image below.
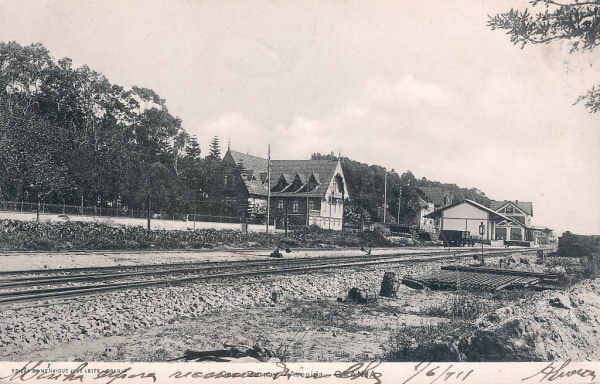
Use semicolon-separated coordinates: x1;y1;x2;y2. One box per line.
522;360;597;383
0;359;481;384
0;361;156;384
171;361;382;382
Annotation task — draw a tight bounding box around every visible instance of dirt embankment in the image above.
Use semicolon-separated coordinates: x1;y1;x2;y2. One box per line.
452;279;600;361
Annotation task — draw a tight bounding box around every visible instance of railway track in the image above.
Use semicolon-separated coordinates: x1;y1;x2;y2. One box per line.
0;245;431;256
0;247;455;277
0;247;544;306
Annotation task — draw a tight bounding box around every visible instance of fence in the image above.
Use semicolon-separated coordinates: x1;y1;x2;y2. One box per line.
0;200;243;224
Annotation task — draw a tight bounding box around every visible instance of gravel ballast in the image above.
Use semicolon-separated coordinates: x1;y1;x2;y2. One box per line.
0;260;453;359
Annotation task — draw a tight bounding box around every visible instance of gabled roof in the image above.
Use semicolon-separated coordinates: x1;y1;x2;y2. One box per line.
418;186;451;207
490;200;533;216
426;199;525;226
224;149;345;198
245;179;268;196
227;150;268;175
269;159;340;198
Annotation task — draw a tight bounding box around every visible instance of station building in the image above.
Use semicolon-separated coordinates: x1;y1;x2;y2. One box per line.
222;149;350;231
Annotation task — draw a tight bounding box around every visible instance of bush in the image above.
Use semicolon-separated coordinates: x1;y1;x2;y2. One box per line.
383;321;474;361
558;231;600;258
372;223;390;236
582;254;600;278
421;294;488;320
0;218;395;250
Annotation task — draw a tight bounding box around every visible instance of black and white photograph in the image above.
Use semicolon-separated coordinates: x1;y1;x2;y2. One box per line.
0;0;599;382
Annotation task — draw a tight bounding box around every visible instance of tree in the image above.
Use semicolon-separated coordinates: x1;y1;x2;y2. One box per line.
488;0;600;113
399;171;417;186
0;41;193;217
207;136;221;160
185;135;201;160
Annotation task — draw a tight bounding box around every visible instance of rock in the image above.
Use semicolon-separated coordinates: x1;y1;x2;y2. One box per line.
346;287;376;304
549;297;569;309
270;249;283;258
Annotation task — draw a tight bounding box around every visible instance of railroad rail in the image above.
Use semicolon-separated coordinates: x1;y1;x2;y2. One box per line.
0;248;546;306
0;248;467;277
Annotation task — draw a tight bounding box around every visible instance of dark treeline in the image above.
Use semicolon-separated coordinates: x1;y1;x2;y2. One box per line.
311;152;491;226
0;42;228;217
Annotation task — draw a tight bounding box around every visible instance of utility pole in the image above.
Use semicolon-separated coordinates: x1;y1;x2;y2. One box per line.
306;188;310;227
397;193;401;225
383;170;387;224
147;194;151;231
266;144;271;233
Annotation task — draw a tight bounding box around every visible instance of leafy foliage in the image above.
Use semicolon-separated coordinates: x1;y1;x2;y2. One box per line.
0;41;229;217
558;231;600;257
488;0;600;114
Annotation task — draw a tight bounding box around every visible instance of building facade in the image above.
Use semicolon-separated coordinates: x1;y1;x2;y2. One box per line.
490;200;533;242
222;150;350;231
416;198;435;233
425;199;521;241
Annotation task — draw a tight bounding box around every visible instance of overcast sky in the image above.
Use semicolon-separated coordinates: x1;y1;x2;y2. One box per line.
1;0;598;235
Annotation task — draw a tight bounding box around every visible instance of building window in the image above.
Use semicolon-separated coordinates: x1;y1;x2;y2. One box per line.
510;227;522;241
224;175;229;185
496;228;507;240
277;200;284;210
309;199;320;211
292;200;299;213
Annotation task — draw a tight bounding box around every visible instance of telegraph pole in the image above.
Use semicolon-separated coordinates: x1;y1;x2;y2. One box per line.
397;193;400;224
266;144;271;233
383;170;387;224
147;193;151;231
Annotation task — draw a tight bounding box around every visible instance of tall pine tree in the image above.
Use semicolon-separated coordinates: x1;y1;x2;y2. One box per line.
207;136;221;160
185;136;201;160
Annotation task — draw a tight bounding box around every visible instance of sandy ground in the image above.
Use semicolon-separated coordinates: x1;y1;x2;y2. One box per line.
0;247;470;272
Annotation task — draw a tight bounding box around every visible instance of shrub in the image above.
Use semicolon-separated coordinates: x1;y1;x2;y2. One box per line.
0;218;396;251
383;321;473;361
421;294;489;320
372;223;391;236
581;254;600;278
